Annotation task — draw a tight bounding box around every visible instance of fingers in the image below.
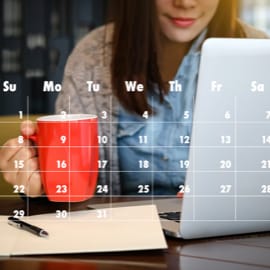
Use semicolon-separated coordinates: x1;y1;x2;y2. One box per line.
22;171;44;198
1;138;29;162
9;156;43;197
0;119;36;167
176;192;184;199
0;137;43;197
20;120;37;137
3;154;43;197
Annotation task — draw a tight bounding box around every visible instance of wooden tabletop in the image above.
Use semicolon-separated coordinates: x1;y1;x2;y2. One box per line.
0;196;269;270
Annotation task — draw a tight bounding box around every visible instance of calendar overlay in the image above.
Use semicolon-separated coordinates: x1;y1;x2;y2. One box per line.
1;76;270;223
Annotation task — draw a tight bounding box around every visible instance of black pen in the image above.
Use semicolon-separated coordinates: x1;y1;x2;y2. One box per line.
8;216;49;238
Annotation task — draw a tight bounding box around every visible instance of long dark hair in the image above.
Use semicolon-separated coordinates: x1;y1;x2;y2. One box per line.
111;0;244;116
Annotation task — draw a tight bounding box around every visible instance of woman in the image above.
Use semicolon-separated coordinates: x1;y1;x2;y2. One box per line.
0;0;268;197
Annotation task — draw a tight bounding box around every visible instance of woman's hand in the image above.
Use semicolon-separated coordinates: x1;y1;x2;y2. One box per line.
0;121;43;197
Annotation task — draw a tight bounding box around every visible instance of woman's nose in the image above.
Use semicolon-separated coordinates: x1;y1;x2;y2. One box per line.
173;0;196;9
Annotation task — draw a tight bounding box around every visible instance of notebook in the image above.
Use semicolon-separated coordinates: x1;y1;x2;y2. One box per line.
0;205;167;256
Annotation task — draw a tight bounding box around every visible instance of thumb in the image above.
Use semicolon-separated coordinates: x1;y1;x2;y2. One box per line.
20;120;37;136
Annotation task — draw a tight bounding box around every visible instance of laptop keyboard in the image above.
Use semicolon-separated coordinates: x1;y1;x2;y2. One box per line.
159;211;181;223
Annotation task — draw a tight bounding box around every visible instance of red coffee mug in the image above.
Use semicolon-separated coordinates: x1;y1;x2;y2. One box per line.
29;114;99;202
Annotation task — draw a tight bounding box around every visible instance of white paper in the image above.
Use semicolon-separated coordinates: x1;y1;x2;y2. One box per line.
0;205;167;256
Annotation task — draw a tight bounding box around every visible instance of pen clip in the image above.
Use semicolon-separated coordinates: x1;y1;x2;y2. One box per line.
8;216;22;229
7;216;49;238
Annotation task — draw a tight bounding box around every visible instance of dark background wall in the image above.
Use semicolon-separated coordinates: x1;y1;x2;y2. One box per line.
1;0;269;116
0;0;107;115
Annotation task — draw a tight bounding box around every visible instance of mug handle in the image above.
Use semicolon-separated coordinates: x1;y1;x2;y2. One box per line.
22;134;38;144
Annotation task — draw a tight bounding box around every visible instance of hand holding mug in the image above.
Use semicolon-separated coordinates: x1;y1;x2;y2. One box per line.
0;121;43;197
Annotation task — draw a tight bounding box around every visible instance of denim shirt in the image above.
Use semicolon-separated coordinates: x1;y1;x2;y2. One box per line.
117;31;207;195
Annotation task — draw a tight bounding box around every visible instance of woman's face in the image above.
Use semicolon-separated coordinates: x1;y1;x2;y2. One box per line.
156;0;220;43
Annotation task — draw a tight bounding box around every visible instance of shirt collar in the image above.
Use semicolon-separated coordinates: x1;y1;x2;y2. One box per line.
187;28;208;55
151;28;208;96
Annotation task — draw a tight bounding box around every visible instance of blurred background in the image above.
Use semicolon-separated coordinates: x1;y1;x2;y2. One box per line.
0;0;270;116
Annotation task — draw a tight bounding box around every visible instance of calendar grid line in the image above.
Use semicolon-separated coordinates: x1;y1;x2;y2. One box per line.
3;145;270;149
151;96;154;205
26;96;30;218
68;95;71;220
109;95;113;208
3;194;270;198
3;214;269;223
3;170;270;174
234;96;237;220
2;120;270;124
192;94;195;221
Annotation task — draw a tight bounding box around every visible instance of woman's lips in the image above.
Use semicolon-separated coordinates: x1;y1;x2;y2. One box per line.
170;17;196;28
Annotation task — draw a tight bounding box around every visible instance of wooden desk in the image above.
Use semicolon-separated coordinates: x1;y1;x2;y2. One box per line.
0;197;270;270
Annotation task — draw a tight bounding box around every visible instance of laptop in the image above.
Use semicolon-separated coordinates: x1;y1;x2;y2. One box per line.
89;38;270;239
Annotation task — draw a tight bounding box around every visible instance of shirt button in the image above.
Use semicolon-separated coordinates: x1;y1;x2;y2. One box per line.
163;156;169;161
